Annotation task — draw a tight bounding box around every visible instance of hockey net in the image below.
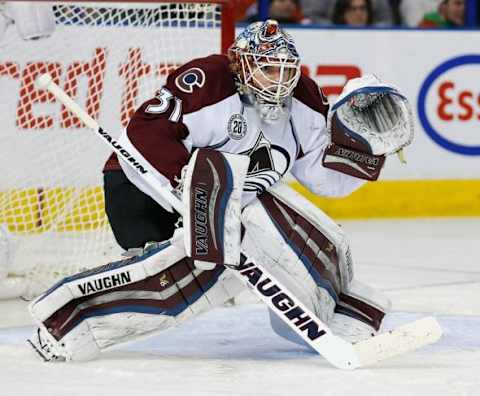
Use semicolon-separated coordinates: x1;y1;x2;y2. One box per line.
0;0;234;299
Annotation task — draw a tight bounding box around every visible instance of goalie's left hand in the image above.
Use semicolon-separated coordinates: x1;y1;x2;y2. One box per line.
322;74;414;181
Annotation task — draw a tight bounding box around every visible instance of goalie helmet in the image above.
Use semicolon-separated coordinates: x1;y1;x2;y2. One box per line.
228;20;301;121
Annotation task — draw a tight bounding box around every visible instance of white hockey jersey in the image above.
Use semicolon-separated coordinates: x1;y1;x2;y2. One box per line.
104;55;365;207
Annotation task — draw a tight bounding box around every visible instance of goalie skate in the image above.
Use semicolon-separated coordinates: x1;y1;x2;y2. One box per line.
26;328;65;363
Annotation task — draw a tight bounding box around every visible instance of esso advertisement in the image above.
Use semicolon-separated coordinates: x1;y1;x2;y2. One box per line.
419;55;480;156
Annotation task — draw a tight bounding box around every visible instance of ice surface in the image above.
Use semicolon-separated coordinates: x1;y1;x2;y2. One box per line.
0;218;479;396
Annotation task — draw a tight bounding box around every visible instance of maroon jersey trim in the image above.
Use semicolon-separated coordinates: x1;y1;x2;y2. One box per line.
293;74;329;118
166;54;238;115
104;55;237;177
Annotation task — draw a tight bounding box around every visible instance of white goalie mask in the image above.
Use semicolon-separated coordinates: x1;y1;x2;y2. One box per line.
229;20;301;122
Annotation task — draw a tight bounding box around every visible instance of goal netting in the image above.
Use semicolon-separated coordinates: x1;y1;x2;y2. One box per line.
0;0;234;299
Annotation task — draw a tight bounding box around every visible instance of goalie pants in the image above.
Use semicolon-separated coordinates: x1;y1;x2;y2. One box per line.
103;170;179;250
30;182;386;360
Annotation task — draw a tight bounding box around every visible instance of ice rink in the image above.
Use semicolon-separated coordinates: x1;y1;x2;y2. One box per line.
1;218;479;396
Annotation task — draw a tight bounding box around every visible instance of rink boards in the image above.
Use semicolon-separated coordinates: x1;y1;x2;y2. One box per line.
2;178;478;235
1;26;479;222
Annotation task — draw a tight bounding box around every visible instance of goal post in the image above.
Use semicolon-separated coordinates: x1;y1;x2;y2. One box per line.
0;0;235;299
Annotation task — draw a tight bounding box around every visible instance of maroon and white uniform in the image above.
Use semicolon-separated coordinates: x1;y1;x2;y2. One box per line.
30;20;413;360
104;54;365;207
27;21;405;363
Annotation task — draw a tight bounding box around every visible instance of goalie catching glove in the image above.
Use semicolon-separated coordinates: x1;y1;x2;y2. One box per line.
322;74;414;181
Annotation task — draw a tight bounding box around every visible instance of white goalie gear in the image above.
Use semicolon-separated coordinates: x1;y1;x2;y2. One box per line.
329;74;414;156
322;74;414;181
28;236;244;362
181;149;249;270
241;182;390;344
28;178;389;362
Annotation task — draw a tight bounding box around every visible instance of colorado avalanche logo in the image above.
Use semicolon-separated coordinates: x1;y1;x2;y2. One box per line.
175;67;206;94
241;132;290;194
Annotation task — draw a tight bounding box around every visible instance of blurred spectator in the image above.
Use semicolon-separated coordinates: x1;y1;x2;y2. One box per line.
245;0;306;24
332;0;374;26
302;0;394;25
399;0;439;26
417;0;465;28
478;3;480;26
389;0;403;25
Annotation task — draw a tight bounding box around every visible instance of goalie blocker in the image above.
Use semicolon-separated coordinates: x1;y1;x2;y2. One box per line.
182;149;249;270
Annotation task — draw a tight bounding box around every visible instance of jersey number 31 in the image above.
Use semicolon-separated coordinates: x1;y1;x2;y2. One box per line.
146;87;182;123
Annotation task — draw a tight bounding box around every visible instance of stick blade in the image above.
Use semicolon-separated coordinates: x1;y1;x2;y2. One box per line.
354;316;442;368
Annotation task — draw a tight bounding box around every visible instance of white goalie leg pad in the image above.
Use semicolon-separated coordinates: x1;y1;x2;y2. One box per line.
241;182;347;325
28;320;102;362
267;184;389;342
182;149;249;268
29;238;244;361
264;182;354;291
346;279;391;314
29;238;186;322
330;280;391;343
241;182;388;345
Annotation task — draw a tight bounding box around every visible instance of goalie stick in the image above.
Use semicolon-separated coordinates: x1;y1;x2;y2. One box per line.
35;73;442;369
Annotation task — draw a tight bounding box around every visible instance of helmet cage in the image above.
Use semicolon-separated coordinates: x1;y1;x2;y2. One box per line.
239;51;301;104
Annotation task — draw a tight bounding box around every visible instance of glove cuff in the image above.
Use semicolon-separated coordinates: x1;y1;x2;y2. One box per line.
322;143;385;181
